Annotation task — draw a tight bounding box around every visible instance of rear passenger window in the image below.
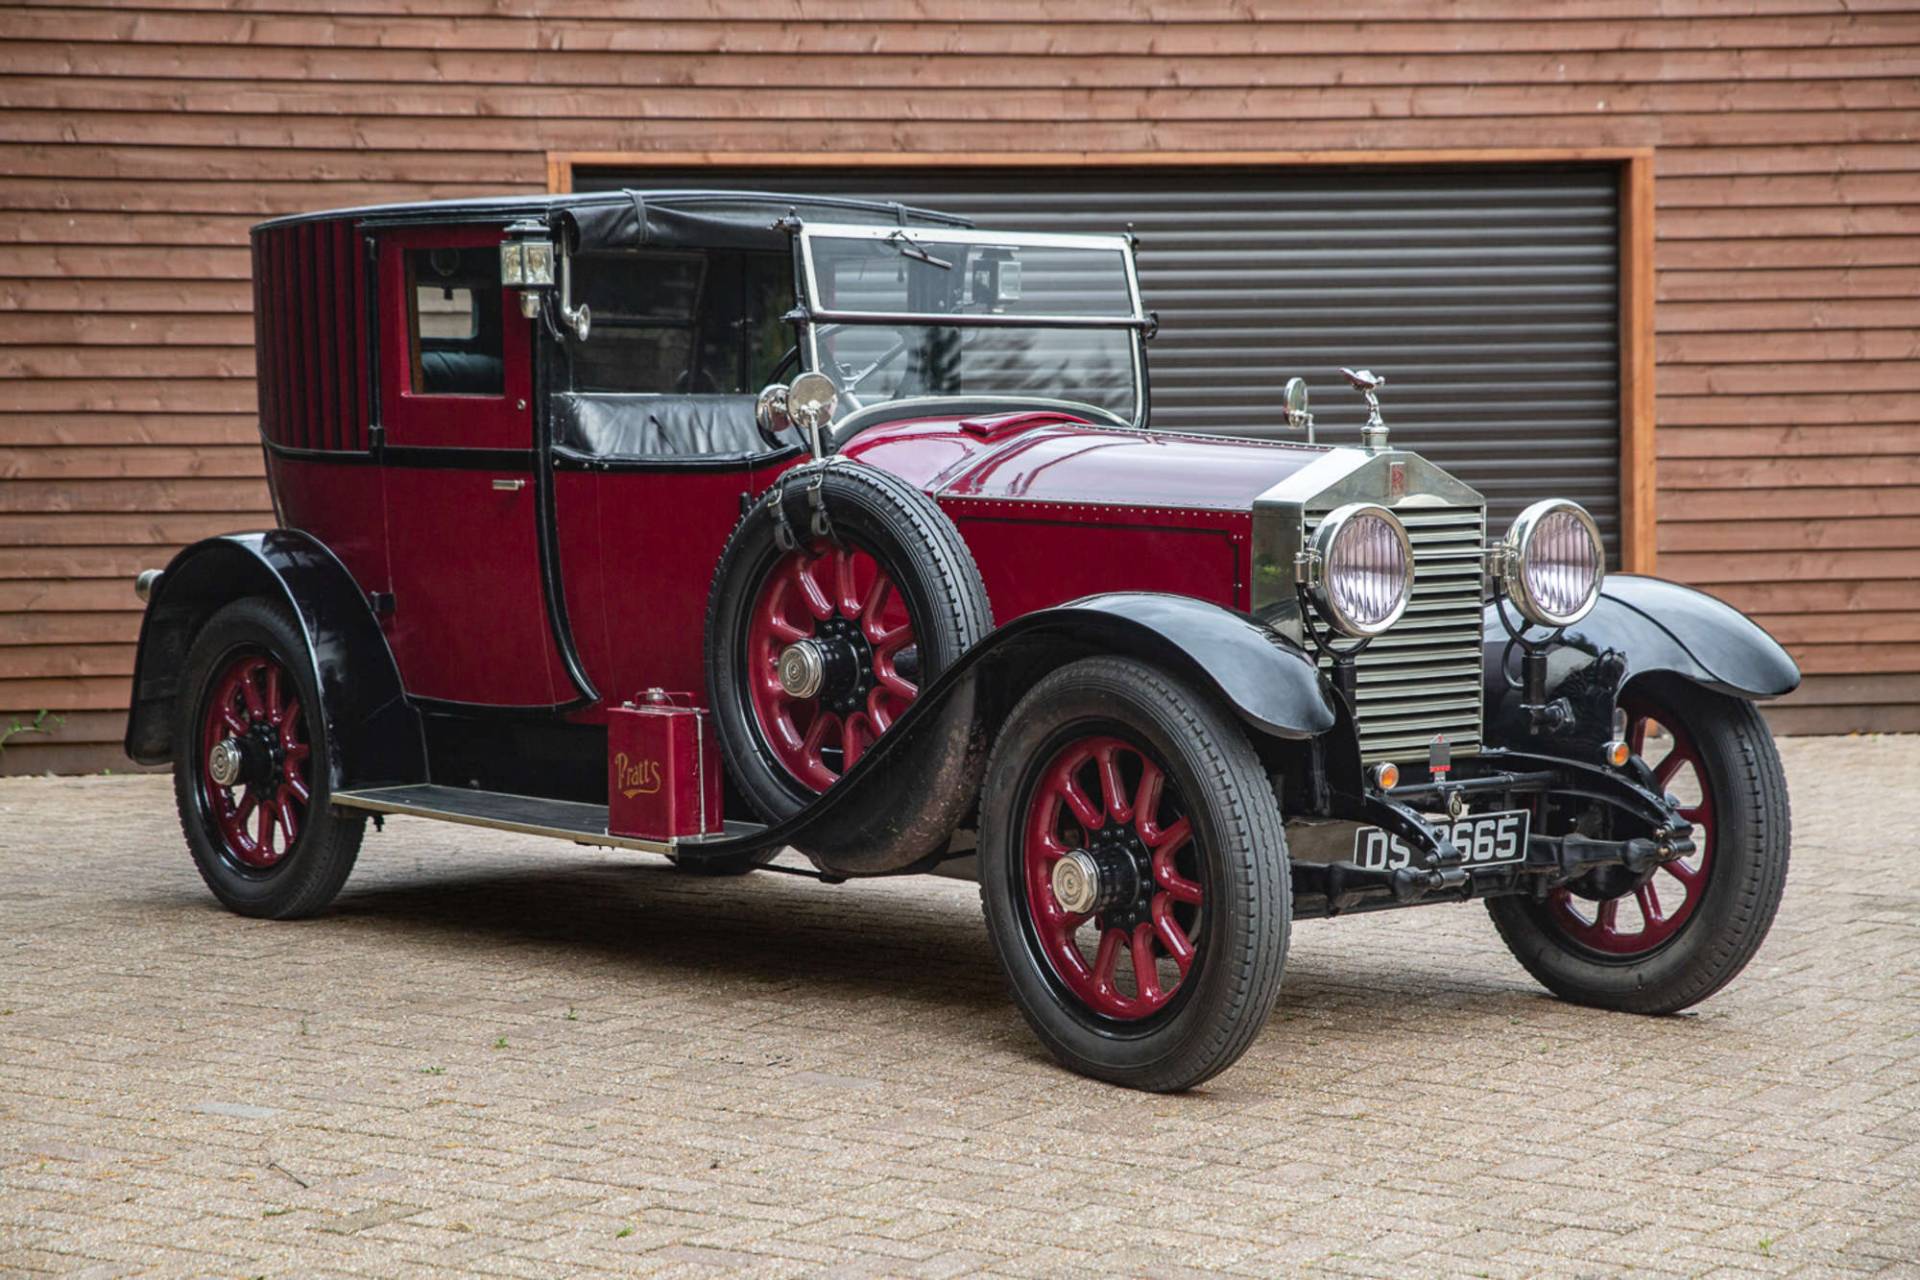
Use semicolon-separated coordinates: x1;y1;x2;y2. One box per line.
406;247;504;396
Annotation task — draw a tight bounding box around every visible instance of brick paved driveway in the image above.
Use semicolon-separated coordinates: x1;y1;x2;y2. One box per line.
2;735;1916;1278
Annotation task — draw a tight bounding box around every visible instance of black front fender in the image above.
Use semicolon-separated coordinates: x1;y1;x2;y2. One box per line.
987;593;1336;741
124;531;426;791
685;592;1332;876
1482;574;1800;743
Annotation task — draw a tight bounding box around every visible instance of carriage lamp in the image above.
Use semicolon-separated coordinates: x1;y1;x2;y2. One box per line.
1499;499;1605;628
499;222;554;319
1300;502;1414;639
500;221;589;338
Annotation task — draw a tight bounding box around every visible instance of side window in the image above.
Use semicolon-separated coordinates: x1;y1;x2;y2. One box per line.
570;250;794;394
406;246;504;396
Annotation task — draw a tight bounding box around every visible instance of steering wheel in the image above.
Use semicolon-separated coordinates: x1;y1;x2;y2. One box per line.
770;326;911;396
769;344;802;384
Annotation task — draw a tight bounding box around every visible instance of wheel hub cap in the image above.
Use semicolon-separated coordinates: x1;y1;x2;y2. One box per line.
207;737;246;788
1051;831;1147;919
745;540;921;792
1547;697;1715;956
776;641;826;699
199;652;311;871
1023;735;1205;1021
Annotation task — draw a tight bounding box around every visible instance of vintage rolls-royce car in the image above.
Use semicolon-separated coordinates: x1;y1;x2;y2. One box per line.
127;190;1798;1091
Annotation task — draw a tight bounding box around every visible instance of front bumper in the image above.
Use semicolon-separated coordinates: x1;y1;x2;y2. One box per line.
1285;747;1695;919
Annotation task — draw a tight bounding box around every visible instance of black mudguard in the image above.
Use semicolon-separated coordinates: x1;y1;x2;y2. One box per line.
1482;573;1800;745
124;531;426;792
686;591;1333;876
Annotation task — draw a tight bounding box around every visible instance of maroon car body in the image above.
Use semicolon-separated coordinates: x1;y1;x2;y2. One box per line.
127;190;1800;1090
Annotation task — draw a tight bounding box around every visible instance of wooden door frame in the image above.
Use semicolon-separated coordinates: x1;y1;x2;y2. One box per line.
549;148;1658;573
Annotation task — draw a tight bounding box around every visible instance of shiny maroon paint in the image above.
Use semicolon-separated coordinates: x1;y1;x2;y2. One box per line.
842;417;1316;616
264;453;389;606
201;652;310;868
949;502;1250;618
559;464;784;715
842;415;1320;510
253;212;1335;723
1023;734;1203;1020
1548;697;1716;955
376;224;533;451
745;539;918;791
384;464;563;706
373;223;564;705
252;218;372;453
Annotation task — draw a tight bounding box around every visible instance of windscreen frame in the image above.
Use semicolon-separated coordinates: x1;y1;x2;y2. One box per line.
792;221;1151;430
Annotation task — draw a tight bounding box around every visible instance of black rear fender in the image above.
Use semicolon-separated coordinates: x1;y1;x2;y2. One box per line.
124;531;425;791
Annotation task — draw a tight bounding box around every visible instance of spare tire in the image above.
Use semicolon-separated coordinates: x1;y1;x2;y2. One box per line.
707;459;993;823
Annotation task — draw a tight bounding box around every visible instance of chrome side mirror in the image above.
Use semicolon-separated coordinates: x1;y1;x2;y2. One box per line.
756;382;792;445
1282;376;1314;444
787;371;840;457
562;300;590;341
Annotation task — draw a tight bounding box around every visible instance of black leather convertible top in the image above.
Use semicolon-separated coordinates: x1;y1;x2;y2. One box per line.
552;391;793;463
255;189;970;246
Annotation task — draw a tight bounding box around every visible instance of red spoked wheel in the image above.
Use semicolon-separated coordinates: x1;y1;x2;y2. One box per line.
1486;677;1788;1016
745;538;919;792
1021;734;1205;1021
1546;697;1714;957
198;651;311;870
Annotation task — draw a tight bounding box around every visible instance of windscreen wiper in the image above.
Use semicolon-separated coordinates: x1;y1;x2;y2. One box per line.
885;229;953;271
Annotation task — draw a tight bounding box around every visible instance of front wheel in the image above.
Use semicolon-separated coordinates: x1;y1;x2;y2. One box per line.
978;657;1290;1092
1487;677;1791;1014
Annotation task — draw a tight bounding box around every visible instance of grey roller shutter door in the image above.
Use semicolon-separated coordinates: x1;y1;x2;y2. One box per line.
584;165;1621;562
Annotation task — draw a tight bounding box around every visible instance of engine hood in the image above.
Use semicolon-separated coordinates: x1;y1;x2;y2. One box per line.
839;411;1332;511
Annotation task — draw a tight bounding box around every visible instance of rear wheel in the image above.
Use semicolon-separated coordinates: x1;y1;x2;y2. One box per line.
978;657;1289;1092
1487;678;1790;1013
173;598;364;919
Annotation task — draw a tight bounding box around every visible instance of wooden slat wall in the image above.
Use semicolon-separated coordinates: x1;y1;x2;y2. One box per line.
2;1;1916;772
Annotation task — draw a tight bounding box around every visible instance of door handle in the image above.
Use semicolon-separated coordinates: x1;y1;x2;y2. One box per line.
491;478;527;492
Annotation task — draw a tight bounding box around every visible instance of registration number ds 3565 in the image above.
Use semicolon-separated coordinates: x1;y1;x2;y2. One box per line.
1353;810;1530;872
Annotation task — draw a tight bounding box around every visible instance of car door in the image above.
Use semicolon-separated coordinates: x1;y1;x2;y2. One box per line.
548;246;801;701
376;224;566;707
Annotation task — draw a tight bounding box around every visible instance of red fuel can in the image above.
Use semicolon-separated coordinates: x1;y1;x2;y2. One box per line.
607;691;723;840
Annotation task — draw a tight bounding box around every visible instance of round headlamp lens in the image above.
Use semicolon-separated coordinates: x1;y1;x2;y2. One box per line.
1506;500;1603;627
1312;503;1413;637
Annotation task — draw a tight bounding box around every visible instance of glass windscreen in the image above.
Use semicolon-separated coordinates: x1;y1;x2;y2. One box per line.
803;232;1142;425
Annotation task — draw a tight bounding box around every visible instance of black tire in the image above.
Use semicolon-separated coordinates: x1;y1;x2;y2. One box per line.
706;459;992;826
1487;677;1790;1014
172;597;365;919
978;656;1289;1092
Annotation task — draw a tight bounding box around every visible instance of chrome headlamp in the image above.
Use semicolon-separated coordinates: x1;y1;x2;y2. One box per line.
1304;503;1414;638
1501;499;1604;628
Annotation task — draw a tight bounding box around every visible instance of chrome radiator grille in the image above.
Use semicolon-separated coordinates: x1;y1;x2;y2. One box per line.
1305;502;1487;763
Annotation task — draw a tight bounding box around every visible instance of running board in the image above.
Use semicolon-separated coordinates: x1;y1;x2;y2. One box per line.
330;784;764;855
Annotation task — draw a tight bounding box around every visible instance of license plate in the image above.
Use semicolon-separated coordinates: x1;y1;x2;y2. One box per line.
1353;809;1530;872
